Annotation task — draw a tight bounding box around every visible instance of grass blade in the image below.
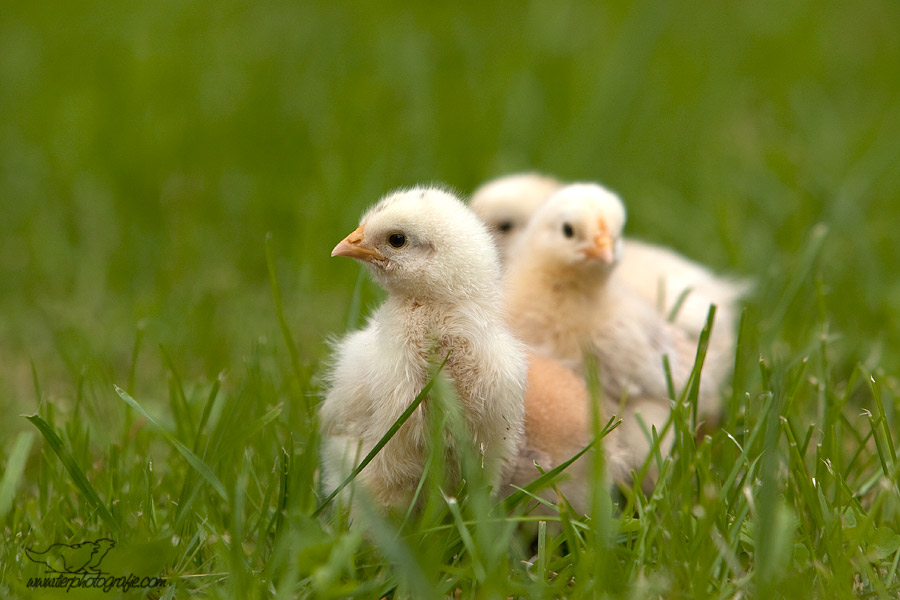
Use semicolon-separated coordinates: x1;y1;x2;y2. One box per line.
30;358;42;405
666;285;695;323
127;320;145;395
0;432;35;520
445;494;487;581
194;370;224;454
161;345;195;440
24;414;120;534
345;267;367;332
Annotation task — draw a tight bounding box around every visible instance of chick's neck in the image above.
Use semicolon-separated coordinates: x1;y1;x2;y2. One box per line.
512;254;612;306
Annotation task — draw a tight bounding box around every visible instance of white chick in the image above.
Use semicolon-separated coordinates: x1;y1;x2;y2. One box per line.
470;172;749;344
503;182;724;418
320;187;528;513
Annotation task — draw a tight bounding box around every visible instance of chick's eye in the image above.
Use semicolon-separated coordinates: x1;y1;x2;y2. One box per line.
388;233;406;248
562;222;574;238
497;221;513;234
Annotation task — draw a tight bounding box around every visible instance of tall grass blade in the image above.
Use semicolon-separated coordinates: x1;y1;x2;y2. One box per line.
127;321;145;395
445;495;487;581
767;223;828;330
161;344;195;439
24;414;120;534
30;358;41;405
345;268;367;332
0;432;34;520
666;286;694;323
194;370;224;454
357;497;436;598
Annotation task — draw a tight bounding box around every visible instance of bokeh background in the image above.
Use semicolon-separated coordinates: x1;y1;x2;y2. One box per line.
2;0;899;427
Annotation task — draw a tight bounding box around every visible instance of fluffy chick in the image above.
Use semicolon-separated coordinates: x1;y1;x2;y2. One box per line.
503;182;724;418
320;187;528;513
470;172;748;343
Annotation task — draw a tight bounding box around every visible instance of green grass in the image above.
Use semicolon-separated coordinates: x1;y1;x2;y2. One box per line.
2;0;900;597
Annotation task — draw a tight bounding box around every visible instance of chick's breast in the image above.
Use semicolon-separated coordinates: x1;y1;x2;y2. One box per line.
319;321;432;509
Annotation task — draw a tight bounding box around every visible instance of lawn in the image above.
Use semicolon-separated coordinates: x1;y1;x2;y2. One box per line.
2;0;900;597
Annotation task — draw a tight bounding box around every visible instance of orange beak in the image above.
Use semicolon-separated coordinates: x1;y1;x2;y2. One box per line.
582;218;615;263
331;224;385;262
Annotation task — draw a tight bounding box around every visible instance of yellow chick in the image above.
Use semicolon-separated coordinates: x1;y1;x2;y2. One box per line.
320;187;528;513
503;182;725;418
470;172;749;345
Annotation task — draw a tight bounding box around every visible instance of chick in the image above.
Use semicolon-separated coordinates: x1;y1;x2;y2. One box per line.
470;172;748;343
470;172;563;265
503;182;725;418
320;187;528;513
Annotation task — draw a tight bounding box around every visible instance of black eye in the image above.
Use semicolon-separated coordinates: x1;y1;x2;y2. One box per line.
388;233;406;248
562;222;574;238
497;221;513;234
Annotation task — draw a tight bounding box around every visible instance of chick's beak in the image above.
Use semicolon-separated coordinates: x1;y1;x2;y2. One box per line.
331;224;385;262
582;218;616;263
583;235;615;263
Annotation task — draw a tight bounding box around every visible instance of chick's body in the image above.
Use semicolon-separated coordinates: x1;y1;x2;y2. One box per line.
506;249;695;402
320;187;527;512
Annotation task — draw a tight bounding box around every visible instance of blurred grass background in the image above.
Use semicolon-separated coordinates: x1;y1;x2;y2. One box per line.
2;0;899;426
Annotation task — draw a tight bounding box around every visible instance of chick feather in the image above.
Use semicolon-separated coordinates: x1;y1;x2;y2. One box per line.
320;187;528;512
503;353;594;514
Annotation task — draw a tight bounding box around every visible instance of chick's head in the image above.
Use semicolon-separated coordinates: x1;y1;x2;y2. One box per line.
470;173;562;264
333;187;501;301
516;182;626;276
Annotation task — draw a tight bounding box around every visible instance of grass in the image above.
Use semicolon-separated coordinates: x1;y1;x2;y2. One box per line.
2;0;900;597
